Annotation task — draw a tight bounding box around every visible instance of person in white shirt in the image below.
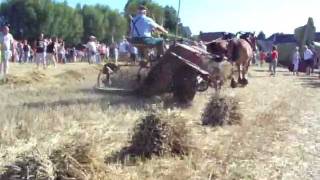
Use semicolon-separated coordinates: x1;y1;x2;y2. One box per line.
199;41;207;51
113;43;119;65
0;26;14;79
105;45;110;61
35;33;47;69
292;47;300;76
96;42;101;64
130;44;138;64
130;5;168;58
87;36;97;64
57;40;66;64
119;38;130;57
303;45;314;75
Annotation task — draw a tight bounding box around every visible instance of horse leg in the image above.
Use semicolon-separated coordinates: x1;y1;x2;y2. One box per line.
237;64;243;84
137;67;142;83
242;63;249;85
230;63;237;88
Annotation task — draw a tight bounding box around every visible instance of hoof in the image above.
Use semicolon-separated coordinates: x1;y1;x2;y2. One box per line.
242;78;248;85
231;79;237;88
137;74;141;83
237;77;242;84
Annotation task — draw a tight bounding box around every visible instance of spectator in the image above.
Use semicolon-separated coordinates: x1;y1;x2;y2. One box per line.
86;35;97;64
270;46;278;76
35;33;46;69
96;42;101;64
99;43;107;62
252;51;257;65
17;41;23;63
70;47;77;62
105;45;110;61
0;25;14;80
46;37;58;68
113;43;119;65
303;45;314;76
310;46;317;74
130;44;138;64
12;40;19;63
22;40;31;63
292;47;300;76
57;39;66;64
267;52;272;72
259;50;266;67
119;38;130;58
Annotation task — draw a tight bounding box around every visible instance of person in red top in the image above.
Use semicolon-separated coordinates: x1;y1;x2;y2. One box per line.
270;46;278;76
259;50;266;67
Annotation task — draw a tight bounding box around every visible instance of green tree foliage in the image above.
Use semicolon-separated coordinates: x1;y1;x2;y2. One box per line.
163;6;178;33
0;0;84;45
0;0;189;45
80;5;127;43
81;5;108;42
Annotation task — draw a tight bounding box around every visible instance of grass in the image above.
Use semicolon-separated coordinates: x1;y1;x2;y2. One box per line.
0;62;319;179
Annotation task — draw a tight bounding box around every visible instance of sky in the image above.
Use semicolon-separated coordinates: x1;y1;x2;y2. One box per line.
60;0;320;37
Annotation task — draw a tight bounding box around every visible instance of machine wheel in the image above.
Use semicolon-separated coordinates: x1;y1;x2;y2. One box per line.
196;76;209;92
172;67;197;103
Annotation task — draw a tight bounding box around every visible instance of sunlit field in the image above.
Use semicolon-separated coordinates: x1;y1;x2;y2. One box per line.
0;63;320;179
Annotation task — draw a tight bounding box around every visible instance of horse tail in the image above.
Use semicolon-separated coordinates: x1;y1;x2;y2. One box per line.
227;40;240;61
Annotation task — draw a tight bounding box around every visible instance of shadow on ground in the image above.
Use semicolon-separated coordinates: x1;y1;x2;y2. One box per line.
298;75;320;88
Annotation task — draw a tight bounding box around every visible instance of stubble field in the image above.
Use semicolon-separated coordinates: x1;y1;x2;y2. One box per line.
0;62;319;179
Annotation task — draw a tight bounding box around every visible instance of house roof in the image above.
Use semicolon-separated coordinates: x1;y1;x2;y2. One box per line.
199;32;225;42
315;32;320;42
267;33;297;44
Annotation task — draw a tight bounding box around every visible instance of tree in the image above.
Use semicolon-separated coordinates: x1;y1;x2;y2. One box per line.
163;6;178;33
257;31;266;40
0;0;83;45
80;5;127;44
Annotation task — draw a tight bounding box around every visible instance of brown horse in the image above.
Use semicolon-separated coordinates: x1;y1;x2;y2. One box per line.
206;32;256;87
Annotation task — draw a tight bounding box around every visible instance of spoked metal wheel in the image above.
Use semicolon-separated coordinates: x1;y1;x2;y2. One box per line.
172;67;198;103
196;75;209;92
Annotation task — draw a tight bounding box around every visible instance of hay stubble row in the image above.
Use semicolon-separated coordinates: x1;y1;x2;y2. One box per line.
0;63;319;179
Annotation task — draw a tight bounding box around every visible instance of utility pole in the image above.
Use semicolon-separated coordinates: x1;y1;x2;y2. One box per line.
174;0;181;44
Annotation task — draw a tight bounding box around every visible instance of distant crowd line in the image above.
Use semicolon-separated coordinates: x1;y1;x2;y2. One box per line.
9;34;140;67
0;26;143;80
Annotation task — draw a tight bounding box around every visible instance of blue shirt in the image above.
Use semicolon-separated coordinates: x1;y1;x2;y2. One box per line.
131;14;158;38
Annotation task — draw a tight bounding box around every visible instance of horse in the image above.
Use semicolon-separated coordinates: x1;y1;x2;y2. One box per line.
206;32;256;87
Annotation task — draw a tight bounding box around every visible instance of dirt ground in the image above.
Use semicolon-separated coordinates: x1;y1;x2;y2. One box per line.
0;62;319;179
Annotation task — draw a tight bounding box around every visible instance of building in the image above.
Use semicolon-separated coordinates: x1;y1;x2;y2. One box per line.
199;32;226;42
315;32;320;42
267;33;297;44
181;26;192;38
